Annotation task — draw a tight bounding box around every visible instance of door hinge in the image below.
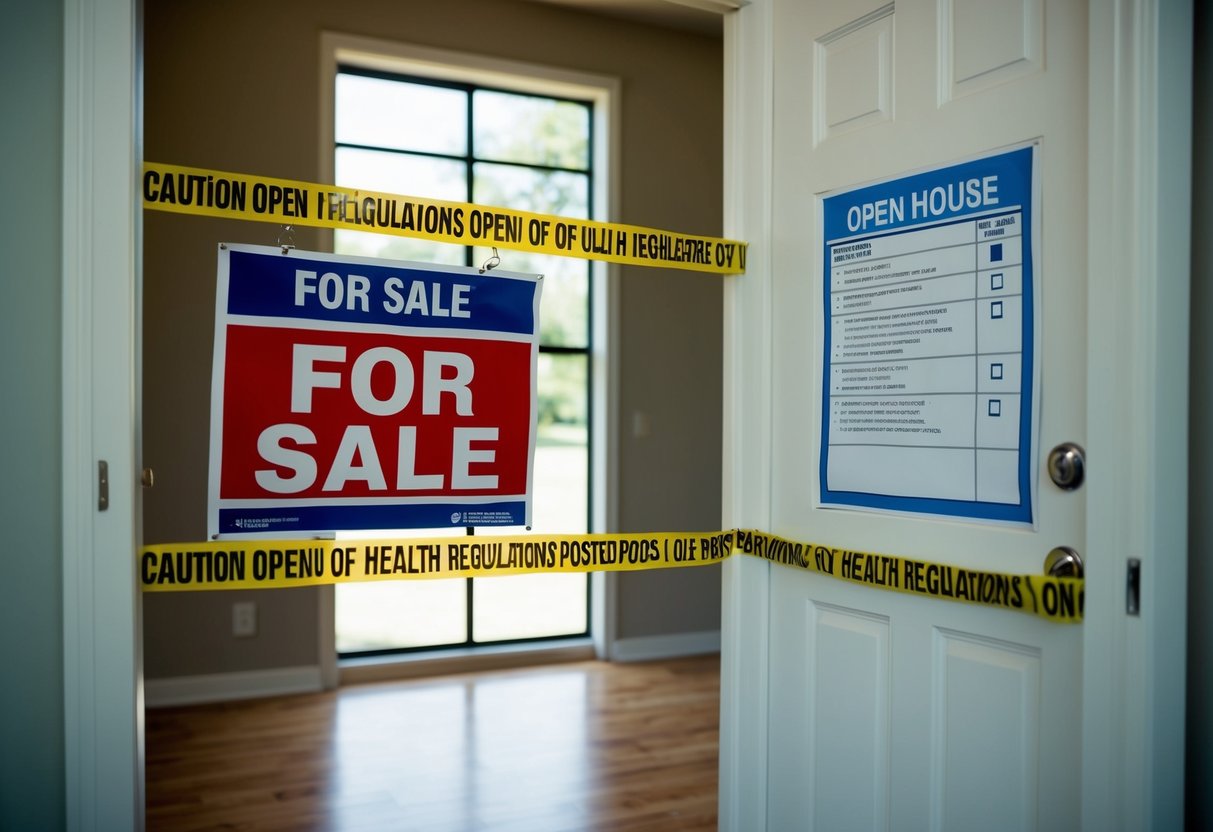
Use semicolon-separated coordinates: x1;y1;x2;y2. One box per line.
1126;558;1141;616
98;460;109;511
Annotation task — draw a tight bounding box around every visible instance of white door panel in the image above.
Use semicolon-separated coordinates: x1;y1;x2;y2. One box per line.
768;575;1081;831
765;0;1087;828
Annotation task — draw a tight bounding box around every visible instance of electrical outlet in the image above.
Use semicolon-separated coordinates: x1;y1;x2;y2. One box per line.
232;601;257;637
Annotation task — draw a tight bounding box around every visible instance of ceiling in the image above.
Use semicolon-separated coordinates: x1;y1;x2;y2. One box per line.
525;0;729;37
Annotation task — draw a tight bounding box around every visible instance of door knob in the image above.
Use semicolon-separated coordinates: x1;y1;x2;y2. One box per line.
141;467;155;488
1044;546;1083;578
1047;442;1085;490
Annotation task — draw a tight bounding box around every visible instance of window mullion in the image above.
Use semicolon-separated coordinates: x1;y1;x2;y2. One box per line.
464;86;475;647
464;89;475;271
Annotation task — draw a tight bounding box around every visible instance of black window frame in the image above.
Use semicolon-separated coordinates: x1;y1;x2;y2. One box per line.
333;65;596;658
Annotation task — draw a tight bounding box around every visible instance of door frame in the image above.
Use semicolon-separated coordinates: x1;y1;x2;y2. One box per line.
62;0;143;829
718;1;1193;830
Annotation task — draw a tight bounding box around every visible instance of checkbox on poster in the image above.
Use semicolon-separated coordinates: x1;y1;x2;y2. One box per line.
990;300;1004;319
990;362;1004;380
988;399;1002;417
991;272;1005;291
990;242;1004;262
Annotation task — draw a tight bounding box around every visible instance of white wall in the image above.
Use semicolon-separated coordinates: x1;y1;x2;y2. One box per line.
0;3;66;828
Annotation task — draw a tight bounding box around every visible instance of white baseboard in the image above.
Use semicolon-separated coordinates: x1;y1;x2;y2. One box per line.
143;633;718;705
144;665;324;708
340;639;596;685
611;630;721;662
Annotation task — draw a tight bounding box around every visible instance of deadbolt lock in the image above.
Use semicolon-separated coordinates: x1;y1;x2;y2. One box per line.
1047;442;1085;490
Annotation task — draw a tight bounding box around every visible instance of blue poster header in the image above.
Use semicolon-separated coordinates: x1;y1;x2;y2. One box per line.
824;146;1033;242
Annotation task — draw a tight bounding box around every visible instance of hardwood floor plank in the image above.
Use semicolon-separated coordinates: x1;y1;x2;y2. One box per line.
146;655;719;831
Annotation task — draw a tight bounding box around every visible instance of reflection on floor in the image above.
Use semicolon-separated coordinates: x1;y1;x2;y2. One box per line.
146;655;720;831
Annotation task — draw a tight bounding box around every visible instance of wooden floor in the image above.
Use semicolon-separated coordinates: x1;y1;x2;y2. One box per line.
146;655;720;831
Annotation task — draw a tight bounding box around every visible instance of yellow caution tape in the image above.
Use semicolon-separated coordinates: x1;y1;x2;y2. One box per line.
140;529;1083;623
142;162;748;275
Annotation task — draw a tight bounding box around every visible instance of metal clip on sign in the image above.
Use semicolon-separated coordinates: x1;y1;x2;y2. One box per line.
479;246;501;274
278;224;295;255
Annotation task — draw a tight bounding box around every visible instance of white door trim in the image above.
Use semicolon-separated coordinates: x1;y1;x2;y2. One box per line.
718;0;1193;828
62;0;142;828
719;1;774;828
1082;2;1192;829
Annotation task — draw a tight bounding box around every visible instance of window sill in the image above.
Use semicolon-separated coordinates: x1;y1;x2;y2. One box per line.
338;637;597;685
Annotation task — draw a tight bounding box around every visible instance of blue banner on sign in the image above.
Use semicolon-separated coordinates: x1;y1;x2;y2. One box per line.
820;146;1037;524
226;249;538;335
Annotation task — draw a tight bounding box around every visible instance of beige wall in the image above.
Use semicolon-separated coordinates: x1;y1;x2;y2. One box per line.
142;0;724;677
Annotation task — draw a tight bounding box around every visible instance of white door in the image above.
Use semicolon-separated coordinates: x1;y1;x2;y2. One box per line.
767;1;1085;828
722;0;1188;829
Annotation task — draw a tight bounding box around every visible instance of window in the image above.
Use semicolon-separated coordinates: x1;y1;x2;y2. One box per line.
329;59;604;655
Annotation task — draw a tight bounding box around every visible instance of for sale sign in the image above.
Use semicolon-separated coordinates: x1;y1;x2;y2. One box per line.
208;244;541;538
